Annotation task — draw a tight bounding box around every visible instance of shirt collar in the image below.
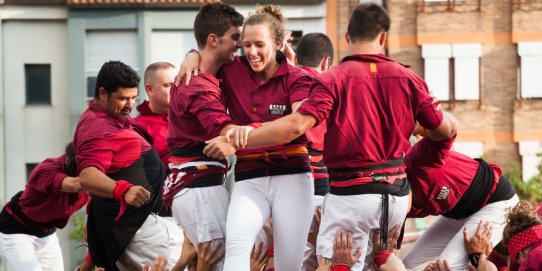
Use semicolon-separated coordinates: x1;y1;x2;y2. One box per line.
239;51;290;80
300;66;320;76
341;54;410;68
88;100;132;129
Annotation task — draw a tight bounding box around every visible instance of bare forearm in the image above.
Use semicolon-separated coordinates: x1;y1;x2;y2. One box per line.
59;177;83;193
79;167;117;198
246;113;315;148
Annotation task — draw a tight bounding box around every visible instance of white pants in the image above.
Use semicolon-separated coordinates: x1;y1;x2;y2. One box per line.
403;195;519;271
116;214;174;271
172;185;230;271
160;216;184;267
223;173;314;271
317;193;409;271
0;232;64;271
302;195;325;271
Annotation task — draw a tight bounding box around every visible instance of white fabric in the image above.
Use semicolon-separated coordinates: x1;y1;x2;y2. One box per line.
403;195;520;271
223;173;314;271
302;194;325;271
0;232;64;271
116;214;173;271
172;185;230;271
160;216;184;267
316;193;409;271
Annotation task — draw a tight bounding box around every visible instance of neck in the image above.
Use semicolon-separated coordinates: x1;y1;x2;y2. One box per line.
257;57;280;82
199;47;222;77
148;100;164;115
348;40;385;55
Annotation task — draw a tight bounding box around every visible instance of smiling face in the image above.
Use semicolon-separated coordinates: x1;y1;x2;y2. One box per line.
242;23;282;77
216;25;242;64
98;87;138;117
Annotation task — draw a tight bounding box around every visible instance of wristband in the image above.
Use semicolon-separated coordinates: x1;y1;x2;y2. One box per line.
469;253;481;267
374;249;393;267
266;245;274;258
112;180;133;222
84;250;93;263
332;266;350;271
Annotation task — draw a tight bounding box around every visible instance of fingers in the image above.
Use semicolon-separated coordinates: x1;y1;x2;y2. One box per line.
463;226;470;243
185;71;192;86
151;255;168;271
475;219;484;236
346;232;353;251
353;247;363;261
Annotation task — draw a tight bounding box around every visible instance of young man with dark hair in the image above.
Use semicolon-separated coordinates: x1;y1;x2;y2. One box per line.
296;32;334;71
164;3;244;270
204;3;455;270
74;60;172;270
0;143;89;271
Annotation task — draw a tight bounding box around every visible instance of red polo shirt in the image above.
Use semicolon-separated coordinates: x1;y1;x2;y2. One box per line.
219;55;313;180
74;100;152;175
300;66;326;152
297;54;443;169
167;73;233;150
405;135;500;217
17;155;90;227
135;101;169;168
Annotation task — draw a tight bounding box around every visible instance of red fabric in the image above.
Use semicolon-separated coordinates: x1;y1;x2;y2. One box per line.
373;250;393;267
332;266;350;271
518;239;542;271
168;73;233;150
74;100;152;175
488;250;508;271
111;180;133;222
17;155;90;228
405;135;501;218
85;250;93;263
267;245;274;258
297;54;443;170
219;55;312;176
507;225;542;269
135;100;170;169
300;66;326;152
248;122;263;128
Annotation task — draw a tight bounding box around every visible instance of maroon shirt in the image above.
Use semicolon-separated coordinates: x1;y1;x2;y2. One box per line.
219;55;312;180
300;66;326;152
17;155;89;227
405;135;500;217
167;73;233;150
297;54;443;169
74;100;152;175
135;101;170;168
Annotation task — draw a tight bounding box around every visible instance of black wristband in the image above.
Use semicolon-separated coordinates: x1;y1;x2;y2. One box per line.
468;253;481;267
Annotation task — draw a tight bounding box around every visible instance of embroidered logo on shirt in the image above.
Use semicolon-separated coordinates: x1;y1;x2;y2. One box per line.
436;186;450;200
269;104;287;115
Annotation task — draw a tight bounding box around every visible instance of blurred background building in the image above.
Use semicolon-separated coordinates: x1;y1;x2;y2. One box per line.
0;0;541;269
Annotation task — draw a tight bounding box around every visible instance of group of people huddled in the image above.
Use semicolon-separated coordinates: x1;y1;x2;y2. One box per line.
1;2;542;271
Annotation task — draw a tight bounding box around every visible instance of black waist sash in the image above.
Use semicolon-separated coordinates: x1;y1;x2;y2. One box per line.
443;159;494;219
0;192;56;237
87;148;165;270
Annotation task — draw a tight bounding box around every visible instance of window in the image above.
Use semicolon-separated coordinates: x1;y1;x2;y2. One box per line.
26;163;38;181
86;31;139;99
151;30;196;68
422;43;481;101
25;64;51;105
518;42;542;98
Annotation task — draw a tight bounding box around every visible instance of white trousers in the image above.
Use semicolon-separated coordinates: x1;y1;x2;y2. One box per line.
0;232;64;271
223;173;314;271
302;195;325;271
172;185;230;271
317;193;409;271
116;214;174;271
402;195;519;271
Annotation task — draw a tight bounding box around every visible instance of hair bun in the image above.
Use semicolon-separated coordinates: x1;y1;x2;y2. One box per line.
255;4;284;24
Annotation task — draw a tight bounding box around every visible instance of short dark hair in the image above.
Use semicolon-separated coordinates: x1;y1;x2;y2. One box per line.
144;62;175;84
296;33;334;68
194;2;244;49
64;142;77;177
94;60;140;99
347;3;390;42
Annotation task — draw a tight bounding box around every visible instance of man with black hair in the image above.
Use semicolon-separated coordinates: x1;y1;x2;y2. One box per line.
164;3;244;270
0;143;90;271
74;60;172;270
204;3;455;270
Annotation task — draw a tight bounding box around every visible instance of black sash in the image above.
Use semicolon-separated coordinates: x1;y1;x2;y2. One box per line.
87;148;165;270
0;192;56;237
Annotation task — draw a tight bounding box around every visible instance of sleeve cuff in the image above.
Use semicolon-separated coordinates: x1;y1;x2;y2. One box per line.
52;173;68;193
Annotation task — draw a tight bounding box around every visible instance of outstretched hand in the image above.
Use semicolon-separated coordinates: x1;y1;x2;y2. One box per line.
332;230;362;268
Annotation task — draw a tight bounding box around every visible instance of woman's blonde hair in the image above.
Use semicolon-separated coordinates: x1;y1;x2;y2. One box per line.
245;4;285;43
